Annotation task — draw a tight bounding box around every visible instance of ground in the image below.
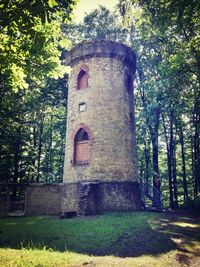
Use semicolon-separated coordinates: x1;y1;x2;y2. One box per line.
0;211;199;266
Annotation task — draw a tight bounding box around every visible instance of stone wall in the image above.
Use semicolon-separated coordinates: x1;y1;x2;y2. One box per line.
25;184;62;215
99;182;142;211
25;182;141;216
25;184;78;215
77;181;142;214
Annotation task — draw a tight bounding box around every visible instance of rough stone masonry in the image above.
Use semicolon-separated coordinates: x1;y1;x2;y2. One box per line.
25;40;142;216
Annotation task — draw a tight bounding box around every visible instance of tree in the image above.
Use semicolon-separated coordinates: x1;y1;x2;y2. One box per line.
0;1;76;191
63;5;130;44
0;0;76;91
118;0;200;200
117;0;199;207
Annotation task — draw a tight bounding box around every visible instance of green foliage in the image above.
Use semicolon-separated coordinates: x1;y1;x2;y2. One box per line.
0;76;67;184
116;0;200;206
0;0;75;91
0;1;77;185
63;5;130;43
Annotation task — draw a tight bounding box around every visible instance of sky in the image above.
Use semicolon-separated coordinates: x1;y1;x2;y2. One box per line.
73;0;118;22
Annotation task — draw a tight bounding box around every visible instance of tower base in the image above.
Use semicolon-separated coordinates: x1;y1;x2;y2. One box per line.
25;181;142;216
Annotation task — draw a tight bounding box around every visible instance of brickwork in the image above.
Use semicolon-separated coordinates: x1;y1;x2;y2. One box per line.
98;182;142;211
25;184;79;215
63;40;138;184
25;182;141;215
25;184;63;215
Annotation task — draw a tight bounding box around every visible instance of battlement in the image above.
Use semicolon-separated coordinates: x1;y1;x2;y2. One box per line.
65;39;136;72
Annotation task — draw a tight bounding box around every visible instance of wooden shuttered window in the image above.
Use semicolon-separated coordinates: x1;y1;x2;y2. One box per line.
74;129;90;165
75;140;90;164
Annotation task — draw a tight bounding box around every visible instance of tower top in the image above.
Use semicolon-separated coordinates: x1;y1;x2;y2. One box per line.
65;39;136;73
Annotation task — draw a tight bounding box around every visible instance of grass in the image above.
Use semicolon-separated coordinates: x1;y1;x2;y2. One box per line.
0;211;200;266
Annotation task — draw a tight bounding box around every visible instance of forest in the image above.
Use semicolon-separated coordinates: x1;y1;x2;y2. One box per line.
0;0;199;209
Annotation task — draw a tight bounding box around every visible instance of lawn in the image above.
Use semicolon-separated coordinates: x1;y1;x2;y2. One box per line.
0;211;200;266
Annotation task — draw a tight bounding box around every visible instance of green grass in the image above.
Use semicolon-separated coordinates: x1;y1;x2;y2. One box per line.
0;211;200;266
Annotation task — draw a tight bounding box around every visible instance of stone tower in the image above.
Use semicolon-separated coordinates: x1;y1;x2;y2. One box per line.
24;40;141;216
63;40;141;212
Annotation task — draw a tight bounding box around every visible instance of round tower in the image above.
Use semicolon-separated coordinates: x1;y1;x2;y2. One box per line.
63;40;141;212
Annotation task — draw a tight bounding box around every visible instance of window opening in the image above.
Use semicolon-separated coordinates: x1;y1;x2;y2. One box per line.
77;69;88;89
74;128;90;165
79;103;86;112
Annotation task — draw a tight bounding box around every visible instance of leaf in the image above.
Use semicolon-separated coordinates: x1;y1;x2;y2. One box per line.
48;0;57;8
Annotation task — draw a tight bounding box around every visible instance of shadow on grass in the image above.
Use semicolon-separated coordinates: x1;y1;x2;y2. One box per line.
0;212;199;258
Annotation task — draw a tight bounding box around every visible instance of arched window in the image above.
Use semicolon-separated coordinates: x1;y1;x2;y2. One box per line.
77;69;88;89
74;128;90;165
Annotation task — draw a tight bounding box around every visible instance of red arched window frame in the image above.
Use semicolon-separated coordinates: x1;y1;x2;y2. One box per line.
77;65;89;90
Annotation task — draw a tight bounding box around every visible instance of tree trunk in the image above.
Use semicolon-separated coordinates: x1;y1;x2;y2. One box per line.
12;130;21;201
167;147;174;208
49;115;53;175
144;139;151;195
31;122;37;182
45;115;53;182
172;137;178;208
192;59;200;194
162;114;174;208
150;107;161;207
179;123;188;203
138;68;161;207
191;135;197;197
193;110;200;194
169;110;178;208
37;115;44;183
